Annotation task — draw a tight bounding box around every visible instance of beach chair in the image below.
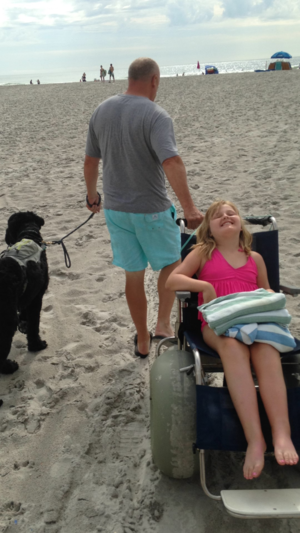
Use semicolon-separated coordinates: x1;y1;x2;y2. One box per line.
275;61;282;71
150;215;300;519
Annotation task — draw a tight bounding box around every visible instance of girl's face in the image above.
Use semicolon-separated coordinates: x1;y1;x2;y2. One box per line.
209;204;242;241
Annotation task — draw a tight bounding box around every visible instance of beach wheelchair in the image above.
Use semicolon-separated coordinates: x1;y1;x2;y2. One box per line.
150;215;300;519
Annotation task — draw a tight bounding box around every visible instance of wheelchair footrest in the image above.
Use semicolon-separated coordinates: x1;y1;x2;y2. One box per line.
221;488;300;519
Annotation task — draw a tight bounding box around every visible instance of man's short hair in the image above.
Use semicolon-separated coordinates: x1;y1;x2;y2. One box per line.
128;58;159;81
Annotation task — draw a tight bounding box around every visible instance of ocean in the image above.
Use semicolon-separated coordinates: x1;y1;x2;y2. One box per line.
1;57;299;86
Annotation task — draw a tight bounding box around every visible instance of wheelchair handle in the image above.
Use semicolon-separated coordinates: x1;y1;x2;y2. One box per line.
176;218;187;233
176;218;187;227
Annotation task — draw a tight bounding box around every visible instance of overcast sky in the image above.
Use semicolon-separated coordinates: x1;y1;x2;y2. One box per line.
1;0;299;75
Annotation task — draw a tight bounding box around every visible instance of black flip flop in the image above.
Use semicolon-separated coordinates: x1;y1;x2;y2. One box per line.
152;335;177;344
134;332;153;359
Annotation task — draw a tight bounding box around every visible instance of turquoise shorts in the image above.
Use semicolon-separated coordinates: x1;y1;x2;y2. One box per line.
104;205;181;272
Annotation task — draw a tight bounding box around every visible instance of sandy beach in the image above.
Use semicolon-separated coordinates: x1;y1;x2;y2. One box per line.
1;70;300;533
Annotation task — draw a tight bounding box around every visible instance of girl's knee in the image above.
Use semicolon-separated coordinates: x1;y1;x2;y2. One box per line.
251;342;280;358
219;337;250;358
203;328;248;355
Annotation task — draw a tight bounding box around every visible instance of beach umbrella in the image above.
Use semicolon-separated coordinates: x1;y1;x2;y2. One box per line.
271;51;292;59
197;61;200;69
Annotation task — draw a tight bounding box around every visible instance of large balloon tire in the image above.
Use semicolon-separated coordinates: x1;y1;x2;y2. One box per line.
150;346;197;479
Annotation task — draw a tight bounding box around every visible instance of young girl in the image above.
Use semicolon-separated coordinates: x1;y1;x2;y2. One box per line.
166;200;299;480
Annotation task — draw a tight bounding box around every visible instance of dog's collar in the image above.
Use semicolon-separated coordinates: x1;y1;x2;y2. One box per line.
17;223;42;244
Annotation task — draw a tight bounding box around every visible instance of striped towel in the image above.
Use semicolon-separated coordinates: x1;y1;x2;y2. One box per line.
198;289;291;335
212;309;292;336
224;323;296;353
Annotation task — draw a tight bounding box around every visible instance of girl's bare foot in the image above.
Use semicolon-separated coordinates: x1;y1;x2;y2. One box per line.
243;440;266;480
273;434;299;466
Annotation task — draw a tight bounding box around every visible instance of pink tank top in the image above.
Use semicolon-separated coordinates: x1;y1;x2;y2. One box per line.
198;248;258;330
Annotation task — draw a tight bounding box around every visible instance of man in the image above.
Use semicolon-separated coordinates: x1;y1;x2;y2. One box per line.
108;64;115;82
84;57;203;357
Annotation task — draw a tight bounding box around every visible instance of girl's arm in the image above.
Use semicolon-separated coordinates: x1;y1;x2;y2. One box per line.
165;248;217;302
251;251;272;291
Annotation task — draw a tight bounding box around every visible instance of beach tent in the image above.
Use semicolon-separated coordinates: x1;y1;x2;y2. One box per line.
267;51;292;71
267;61;291;71
205;65;219;75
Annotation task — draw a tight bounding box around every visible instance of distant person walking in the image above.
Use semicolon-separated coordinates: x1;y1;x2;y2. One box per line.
84;57;203;358
82;72;86;82
108;64;115;82
100;66;105;82
30;80;33;84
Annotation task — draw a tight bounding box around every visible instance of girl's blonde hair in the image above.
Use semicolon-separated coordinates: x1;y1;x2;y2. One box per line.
194;200;252;260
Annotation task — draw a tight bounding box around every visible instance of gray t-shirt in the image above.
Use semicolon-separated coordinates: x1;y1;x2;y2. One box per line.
85;94;178;213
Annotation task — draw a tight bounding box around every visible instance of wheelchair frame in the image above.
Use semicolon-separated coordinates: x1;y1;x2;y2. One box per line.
154;216;300;518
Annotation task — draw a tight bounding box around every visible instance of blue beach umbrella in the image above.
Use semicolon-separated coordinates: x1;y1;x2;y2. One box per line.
271;51;292;59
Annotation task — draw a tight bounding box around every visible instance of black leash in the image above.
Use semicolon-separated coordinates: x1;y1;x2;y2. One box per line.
44;193;101;268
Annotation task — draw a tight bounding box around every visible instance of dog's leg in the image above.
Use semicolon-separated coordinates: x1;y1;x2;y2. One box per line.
26;294;47;352
0;319;19;374
0;358;19;374
18;309;28;334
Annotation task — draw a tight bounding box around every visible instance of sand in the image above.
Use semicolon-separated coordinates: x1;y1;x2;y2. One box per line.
1;70;300;533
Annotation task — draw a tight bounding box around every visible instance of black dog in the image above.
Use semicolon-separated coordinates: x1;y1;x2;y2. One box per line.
0;212;49;374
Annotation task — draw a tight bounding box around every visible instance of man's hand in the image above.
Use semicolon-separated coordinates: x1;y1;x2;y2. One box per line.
86;192;101;213
184;207;204;230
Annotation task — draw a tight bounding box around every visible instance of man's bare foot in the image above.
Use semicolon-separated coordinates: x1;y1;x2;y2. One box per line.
135;332;152;357
243;440;266;480
273;434;299;466
154;321;174;339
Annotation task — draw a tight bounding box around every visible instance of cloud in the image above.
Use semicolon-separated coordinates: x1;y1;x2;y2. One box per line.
165;0;300;25
166;0;216;25
0;0;173;38
221;0;271;18
1;0;299;33
1;0;102;28
221;0;300;20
